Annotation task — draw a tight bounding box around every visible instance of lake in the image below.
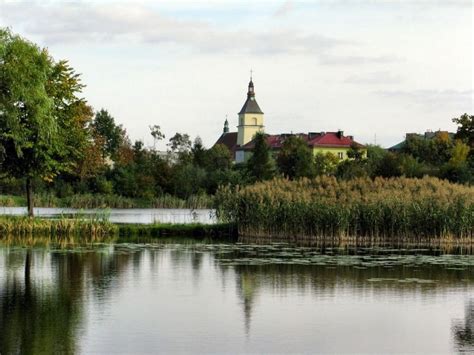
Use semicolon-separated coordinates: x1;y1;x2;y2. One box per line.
0;240;472;354
0;207;216;224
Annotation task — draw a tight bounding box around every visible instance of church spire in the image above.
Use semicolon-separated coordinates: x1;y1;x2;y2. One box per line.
223;116;229;134
239;77;263;114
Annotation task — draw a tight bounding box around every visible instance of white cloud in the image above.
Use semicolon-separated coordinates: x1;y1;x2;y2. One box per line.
273;1;296;17
344;71;402;85
376;89;474;110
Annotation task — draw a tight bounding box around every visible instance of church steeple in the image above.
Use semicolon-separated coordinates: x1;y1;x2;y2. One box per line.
239;78;263;115
247;79;255;98
237;75;265;149
223;117;229;134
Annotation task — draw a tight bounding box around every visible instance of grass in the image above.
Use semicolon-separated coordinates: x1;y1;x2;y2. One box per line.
215;176;474;242
0;216;117;237
0;215;236;240
0;193;214;209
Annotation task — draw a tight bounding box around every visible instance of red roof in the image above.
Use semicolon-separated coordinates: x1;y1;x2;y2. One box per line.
242;132;364;151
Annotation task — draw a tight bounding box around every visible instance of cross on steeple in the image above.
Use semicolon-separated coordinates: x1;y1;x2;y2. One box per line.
250;69;253;81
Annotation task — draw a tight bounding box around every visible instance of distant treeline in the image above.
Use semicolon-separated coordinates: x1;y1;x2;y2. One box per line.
215;176;474;241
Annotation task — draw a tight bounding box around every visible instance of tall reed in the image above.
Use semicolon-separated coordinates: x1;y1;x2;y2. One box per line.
0;216;118;237
215;176;474;242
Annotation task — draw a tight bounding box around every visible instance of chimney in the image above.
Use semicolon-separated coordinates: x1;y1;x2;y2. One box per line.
337;130;344;139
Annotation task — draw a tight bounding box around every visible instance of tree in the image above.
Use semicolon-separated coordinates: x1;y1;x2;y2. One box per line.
91;109;124;159
0;29;89;216
246;132;275;181
314;152;339;176
347;143;364;161
192;136;206;167
167;132;192;163
149;124;165;149
453;113;474;148
276;136;314;179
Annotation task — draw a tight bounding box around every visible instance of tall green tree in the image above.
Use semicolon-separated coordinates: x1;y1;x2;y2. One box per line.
91;109;124;159
246;132;275;181
0;29;91;216
276;136;314;179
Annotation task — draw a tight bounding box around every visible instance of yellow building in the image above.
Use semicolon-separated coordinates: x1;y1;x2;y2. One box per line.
214;78;365;162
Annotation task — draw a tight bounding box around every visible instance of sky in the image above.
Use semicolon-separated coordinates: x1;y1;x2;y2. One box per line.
0;0;472;149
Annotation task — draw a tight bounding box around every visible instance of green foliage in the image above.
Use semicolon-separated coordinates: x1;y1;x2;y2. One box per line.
246;132;275;181
0;216;117;237
0;29;93;215
216;176;474;241
314;152;339;176
91;109;124;158
453;113;473;148
276;136;314;179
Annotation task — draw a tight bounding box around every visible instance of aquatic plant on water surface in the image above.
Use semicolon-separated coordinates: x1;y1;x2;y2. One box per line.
215;176;474;241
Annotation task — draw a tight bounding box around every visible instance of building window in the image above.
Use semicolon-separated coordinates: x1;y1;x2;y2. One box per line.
253;117;258;125
338;152;344;159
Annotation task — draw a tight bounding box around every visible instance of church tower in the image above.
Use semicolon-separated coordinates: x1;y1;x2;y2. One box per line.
237;78;264;146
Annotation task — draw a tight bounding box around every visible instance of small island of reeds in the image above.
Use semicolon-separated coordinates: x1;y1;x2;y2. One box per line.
215;176;474;243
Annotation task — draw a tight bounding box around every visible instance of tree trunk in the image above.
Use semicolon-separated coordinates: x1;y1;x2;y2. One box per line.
26;177;34;217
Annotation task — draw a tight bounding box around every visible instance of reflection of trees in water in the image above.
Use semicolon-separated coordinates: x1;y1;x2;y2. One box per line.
234;266;259;335
0;247;139;355
226;263;474;336
453;299;474;352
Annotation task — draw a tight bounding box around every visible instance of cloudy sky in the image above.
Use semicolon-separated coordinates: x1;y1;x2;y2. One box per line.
0;0;472;148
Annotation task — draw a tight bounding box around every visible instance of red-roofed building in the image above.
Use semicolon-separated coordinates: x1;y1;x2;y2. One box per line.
214;78;366;163
239;131;366;161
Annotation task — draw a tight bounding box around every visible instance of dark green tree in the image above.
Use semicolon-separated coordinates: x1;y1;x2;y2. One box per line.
276;136;314;179
453;113;473;148
0;29;91;216
91;109;124;159
246;132;275;181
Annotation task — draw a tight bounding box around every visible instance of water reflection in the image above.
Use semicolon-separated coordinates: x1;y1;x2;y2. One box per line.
0;242;472;354
453;299;474;353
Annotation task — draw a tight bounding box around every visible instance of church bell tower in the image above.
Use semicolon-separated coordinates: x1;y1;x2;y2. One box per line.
237;77;264;146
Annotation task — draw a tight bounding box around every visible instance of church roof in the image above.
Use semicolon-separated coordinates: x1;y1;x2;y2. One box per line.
239;79;264;114
239;97;264;115
214;132;238;159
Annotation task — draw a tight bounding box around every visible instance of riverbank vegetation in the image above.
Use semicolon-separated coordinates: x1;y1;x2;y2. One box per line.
215;176;474;242
0;193;213;209
0;215;235;239
0;216;117;237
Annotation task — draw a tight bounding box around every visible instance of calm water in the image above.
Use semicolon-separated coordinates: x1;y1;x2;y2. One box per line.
0;207;216;224
0;241;472;354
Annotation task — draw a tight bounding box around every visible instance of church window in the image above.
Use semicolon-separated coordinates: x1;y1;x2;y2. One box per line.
253;117;258;125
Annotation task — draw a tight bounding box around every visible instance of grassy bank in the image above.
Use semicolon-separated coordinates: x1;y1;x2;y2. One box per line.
0;216;117;237
0;193;213;209
0;216;235;240
215;176;474;242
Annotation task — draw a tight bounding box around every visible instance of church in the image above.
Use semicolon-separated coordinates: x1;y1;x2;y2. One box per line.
214;78;365;163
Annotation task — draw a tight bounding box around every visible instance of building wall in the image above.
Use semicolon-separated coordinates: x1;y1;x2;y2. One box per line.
312;147;367;160
237;113;264;146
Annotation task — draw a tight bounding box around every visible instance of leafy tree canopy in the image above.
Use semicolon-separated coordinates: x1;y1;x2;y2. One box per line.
246;132;275;181
276;135;314;179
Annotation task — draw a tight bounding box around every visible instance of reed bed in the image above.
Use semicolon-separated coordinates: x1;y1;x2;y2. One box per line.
215;176;474;242
0;216;118;238
0;193;214;209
